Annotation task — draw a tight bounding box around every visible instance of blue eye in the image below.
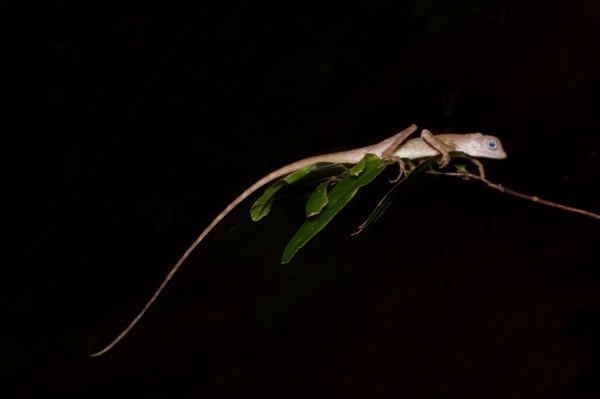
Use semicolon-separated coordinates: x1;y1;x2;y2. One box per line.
487;140;497;149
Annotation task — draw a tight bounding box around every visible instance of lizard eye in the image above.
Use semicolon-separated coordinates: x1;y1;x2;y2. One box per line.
487;139;498;150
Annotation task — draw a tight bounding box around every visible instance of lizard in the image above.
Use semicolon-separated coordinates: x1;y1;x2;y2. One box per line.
91;124;507;357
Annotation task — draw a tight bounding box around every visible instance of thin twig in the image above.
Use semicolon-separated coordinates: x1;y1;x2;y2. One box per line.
427;170;600;221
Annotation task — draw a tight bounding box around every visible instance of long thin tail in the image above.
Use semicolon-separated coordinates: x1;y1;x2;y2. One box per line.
90;153;357;357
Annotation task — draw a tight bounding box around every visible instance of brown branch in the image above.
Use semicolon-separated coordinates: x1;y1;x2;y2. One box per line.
427;170;600;221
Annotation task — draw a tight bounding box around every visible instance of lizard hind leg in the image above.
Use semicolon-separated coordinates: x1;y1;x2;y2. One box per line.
380;124;419;182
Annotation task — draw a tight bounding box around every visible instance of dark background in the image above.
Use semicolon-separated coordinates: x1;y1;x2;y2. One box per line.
4;0;600;397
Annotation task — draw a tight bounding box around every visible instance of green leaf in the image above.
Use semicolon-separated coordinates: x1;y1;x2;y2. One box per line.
283;165;315;184
454;163;467;173
305;180;331;217
281;154;386;264
250;181;284;221
349;156;366;176
250;165;315;221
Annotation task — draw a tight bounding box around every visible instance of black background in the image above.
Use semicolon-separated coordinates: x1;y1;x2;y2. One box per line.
4;0;600;397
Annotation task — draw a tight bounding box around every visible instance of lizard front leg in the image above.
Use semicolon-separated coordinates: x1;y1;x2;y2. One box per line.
421;130;487;178
421;129;453;168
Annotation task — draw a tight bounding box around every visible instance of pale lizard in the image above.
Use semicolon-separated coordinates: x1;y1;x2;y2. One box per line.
91;124;507;356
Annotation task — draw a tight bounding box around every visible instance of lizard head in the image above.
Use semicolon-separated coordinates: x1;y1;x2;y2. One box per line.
453;133;507;159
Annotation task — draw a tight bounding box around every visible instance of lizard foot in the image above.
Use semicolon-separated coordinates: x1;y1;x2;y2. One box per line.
384;155;410;183
437;152;451;169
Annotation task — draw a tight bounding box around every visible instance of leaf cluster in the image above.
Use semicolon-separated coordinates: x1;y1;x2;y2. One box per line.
249;155;388;263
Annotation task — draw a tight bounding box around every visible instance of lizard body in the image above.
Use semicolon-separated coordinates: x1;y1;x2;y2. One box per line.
91;124;506;357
